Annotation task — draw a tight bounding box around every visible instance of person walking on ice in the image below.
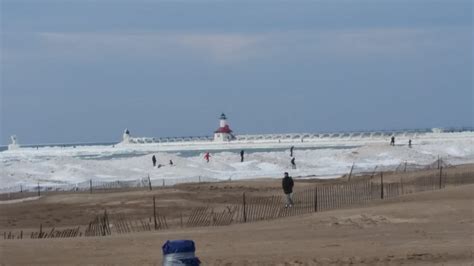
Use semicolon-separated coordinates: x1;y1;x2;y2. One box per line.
290;146;294;157
390;136;395;146
408;139;412;148
282;172;294;208
291;157;296;169
152;155;157;167
240;150;245;162
204;152;211;163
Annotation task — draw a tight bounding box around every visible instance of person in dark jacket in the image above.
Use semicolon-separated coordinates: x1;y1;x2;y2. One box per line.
282;172;294;207
290;146;294;157
152;155;157;167
390;136;395;146
291;157;296;169
240;150;245;162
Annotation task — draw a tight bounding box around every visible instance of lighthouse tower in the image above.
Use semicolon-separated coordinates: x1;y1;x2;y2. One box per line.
214;113;235;142
122;128;131;144
8;135;20;150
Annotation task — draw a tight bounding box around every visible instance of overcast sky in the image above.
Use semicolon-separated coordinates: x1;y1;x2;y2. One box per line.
1;0;472;145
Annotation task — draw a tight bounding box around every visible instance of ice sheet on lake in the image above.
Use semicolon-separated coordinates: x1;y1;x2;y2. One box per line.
0;132;473;189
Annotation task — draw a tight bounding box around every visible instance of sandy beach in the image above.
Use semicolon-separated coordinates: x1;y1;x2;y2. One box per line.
1;165;473;265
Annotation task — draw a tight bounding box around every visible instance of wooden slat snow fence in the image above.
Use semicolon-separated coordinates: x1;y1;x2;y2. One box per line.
2;168;473;240
30;226;82;239
2;226;82;240
111;214;168;234
236;168;473;224
179;169;473;226
186;206;239;227
84;210;111;237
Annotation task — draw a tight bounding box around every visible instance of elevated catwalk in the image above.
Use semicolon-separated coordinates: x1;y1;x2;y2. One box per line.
124;127;472;144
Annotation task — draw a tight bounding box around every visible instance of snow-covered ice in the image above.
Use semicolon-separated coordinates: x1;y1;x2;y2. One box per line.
0;132;472;190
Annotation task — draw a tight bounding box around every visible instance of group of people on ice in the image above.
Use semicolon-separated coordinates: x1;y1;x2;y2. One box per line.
390;136;413;148
151;147;298;208
149;136;419;209
152;136;412;169
203;147;297;169
152;151;296;208
204;150;245;163
152;155;174;168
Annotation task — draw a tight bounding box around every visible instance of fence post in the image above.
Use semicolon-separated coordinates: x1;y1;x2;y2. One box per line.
437;155;440;169
20;185;22;193
370;166;378;179
314;187;318;212
400;176;404;195
380;173;384;199
162;179;165;187
404;161;407;172
148;175;152;191
90;179;93;194
153;196;158;230
37;182;40;197
199;176;201;183
348;163;354;181
103;209;110;236
439;166;443;189
242;193;247;223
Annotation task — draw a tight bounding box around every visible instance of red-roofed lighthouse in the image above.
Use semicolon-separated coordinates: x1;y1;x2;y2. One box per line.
214;113;235;142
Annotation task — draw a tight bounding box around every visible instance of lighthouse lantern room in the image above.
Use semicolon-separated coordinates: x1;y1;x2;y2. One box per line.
214;113;235;142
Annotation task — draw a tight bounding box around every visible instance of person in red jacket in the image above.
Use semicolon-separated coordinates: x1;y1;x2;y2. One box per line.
204;152;211;163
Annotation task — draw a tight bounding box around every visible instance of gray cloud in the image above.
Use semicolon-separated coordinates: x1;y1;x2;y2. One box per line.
4;26;468;66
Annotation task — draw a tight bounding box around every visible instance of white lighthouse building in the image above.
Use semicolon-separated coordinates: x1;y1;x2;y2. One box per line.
122;128;131;143
8;135;20;150
214;113;235;142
